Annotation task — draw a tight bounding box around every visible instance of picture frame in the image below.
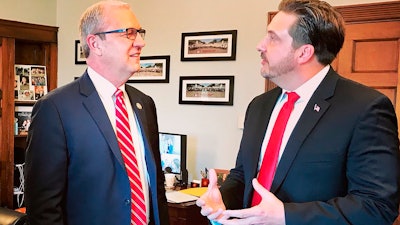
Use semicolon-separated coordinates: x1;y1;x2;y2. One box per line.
181;30;237;61
179;76;234;105
128;55;170;83
215;169;230;187
75;40;86;64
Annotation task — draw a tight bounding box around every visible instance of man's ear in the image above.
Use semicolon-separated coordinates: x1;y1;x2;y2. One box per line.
296;44;314;64
86;34;103;56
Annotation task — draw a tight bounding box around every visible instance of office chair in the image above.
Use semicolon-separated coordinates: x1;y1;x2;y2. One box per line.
0;207;27;225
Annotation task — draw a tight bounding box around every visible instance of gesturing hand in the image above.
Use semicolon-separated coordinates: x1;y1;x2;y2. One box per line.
196;169;226;221
217;178;285;225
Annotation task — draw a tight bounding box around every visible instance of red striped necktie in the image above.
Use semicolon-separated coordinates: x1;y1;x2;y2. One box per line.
115;89;147;225
251;91;299;206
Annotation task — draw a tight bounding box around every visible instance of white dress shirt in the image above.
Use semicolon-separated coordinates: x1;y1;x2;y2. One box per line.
258;65;330;170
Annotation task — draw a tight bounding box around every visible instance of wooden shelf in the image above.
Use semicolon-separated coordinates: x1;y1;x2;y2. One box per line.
14;101;36;106
0;18;58;208
14;135;28;138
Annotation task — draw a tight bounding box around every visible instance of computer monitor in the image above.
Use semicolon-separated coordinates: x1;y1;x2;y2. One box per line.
159;132;188;186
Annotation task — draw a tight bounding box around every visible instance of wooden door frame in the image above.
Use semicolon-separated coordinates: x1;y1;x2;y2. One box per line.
0;37;16;209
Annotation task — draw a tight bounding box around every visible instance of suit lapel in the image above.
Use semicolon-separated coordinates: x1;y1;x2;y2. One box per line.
125;85;151;154
79;73;125;167
247;88;283;182
125;85;162;202
78;75;158;179
125;85;157;177
270;68;339;192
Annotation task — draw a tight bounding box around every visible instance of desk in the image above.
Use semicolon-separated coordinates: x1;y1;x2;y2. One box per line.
168;201;208;225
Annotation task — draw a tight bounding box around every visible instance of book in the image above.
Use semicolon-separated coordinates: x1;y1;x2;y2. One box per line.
14;106;32;135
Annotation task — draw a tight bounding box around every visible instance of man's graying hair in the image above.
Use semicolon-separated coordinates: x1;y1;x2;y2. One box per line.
79;0;129;58
279;0;345;65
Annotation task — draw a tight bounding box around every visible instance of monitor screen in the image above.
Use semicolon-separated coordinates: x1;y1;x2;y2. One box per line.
159;132;187;177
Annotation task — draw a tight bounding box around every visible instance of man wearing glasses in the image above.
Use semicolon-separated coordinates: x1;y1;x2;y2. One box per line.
25;1;170;225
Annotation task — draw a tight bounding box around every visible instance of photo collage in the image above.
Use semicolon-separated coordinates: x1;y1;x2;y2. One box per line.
15;65;48;101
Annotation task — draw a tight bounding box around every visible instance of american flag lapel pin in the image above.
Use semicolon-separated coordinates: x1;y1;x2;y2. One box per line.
313;104;320;112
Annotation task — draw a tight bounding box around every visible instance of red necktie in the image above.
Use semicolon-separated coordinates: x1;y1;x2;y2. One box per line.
251;92;299;206
115;89;147;225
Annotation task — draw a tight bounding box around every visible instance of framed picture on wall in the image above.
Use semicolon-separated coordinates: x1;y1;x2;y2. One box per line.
128;55;170;83
75;40;86;64
179;76;234;105
181;30;237;61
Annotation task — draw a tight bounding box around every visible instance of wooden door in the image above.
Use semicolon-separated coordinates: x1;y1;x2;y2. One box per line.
334;2;400;128
333;21;399;102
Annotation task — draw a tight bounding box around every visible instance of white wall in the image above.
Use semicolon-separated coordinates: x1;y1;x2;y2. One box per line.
2;0;390;182
0;0;56;25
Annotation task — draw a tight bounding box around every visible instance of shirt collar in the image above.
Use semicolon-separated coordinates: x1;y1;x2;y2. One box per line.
87;67;125;98
281;65;330;102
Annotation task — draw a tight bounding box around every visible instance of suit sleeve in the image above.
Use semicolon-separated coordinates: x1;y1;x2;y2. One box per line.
284;95;400;225
25;98;67;225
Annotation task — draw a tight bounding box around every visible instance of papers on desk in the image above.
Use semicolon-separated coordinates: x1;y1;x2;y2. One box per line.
166;190;199;203
179;187;208;197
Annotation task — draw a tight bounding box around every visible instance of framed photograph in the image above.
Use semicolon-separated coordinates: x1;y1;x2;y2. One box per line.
215;169;230;187
179;76;234;105
181;30;237;61
75;40;86;64
128;55;170;83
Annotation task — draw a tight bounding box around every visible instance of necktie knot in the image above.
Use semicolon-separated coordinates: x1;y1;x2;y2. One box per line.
115;89;123;99
286;92;299;105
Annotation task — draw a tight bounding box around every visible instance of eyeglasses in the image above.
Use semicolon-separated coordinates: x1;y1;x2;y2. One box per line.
94;28;146;40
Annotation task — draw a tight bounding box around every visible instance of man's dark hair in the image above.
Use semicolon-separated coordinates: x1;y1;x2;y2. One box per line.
279;0;345;65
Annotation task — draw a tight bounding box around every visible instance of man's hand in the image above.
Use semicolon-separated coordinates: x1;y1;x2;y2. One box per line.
196;169;226;221
217;178;285;225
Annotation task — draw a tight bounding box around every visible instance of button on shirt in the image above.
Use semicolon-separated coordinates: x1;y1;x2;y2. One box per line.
258;65;330;169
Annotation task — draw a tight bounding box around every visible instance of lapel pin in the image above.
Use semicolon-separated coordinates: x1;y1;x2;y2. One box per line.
313;104;320;112
136;103;143;110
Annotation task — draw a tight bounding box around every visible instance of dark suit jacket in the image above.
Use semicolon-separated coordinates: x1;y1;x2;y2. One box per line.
220;67;400;225
25;72;169;225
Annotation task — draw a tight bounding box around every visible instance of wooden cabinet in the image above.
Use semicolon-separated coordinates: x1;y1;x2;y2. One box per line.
168;201;208;225
0;19;58;208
